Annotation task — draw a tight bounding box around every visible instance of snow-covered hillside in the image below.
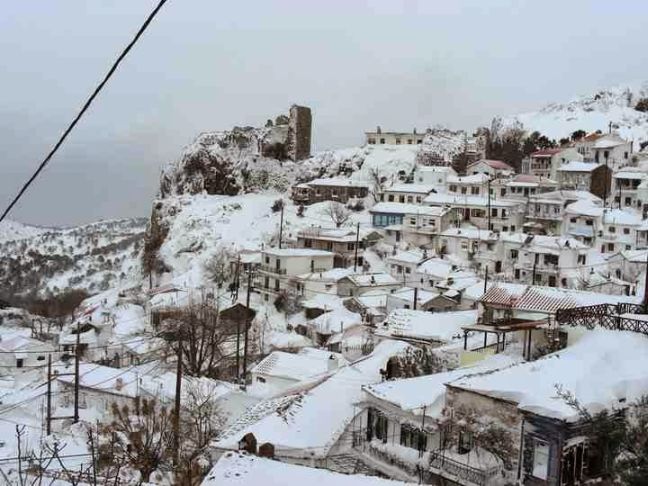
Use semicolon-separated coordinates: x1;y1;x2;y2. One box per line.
499;82;648;144
0;218;146;299
0;220;45;243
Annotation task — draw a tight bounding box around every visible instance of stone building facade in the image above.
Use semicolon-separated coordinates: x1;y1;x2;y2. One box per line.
287;105;312;161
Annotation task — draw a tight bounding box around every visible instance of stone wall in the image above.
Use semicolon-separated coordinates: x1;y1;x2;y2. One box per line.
287;105;312;161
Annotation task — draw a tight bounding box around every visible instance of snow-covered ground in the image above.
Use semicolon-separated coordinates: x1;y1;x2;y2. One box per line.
499;82;648;143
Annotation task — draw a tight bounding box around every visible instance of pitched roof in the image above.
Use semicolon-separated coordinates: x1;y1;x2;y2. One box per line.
468;159;513;171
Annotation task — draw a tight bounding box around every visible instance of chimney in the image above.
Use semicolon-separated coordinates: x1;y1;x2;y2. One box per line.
328;354;338;372
376;126;382;134
413;128;417;135
115;377;124;391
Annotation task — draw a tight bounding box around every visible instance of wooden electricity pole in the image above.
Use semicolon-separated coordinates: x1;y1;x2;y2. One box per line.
242;270;253;389
46;354;52;435
354;222;360;272
173;336;183;467
73;325;80;423
413;287;418;310
279;204;284;249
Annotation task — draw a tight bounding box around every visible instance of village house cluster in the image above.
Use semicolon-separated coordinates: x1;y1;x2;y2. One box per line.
5;123;648;486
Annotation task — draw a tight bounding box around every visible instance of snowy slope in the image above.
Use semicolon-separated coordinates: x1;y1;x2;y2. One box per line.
0;218;146;298
499;82;648;143
0;220;45;243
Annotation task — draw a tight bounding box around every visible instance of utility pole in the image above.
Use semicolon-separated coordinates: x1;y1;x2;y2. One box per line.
46;354;52;435
73;323;80;424
242;270;253;389
487;178;492;231
278;203;284;249
235;257;242;380
353;222;360;272
413;287;418;310
484;266;489;293
618;182;622;210
643;250;648;311
532;254;538;286
233;255;241;302
173;336;183;467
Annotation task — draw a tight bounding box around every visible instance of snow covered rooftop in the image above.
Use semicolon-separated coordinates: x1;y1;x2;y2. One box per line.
613;170;646;180
0;336;52;353
251;351;335;382
417;258;454;278
370;202;449;216
480;283;640;313
263;248;334;257
384;183;437;194
309;307;363;334
602;208;643;226
440;227;498;241
202;452;411;486
306;178;369;188
364;354;518;417
213;340;412;457
386;249;426;264
450;330;648;420
342;272;400;287
447;173;489;184
468;159;513;171
565;198;603;217
388;286;438;304
424;193;518;207
377;309;477;342
557;161;600;172
531;148;563;157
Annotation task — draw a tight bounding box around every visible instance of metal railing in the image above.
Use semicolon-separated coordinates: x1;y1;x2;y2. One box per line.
259;265;287;275
429;450;501;486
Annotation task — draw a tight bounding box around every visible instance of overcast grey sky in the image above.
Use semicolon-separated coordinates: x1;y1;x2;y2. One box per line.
1;0;646;226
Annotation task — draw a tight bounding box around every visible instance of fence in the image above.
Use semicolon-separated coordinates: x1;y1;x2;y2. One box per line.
555;303;648;335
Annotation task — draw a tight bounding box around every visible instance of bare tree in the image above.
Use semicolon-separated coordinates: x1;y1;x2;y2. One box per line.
324;201;351;228
161;293;240;379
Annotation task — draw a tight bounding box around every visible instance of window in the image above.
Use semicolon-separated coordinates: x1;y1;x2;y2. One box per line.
608;226;616;233
304;238;312;248
532;439;550;479
409;217;416;225
416;196;422;203
511;250;518;259
608;243;614;251
368;138;376;144
625;151;629;159
461;187;467;194
265;256;270;264
458;430;473;454
379;138;385;144
37;356;45;361
388;194;395;202
405;267;411;274
256;376;266;383
16;359;24;369
407;139;413;144
585;220;593;226
577;254;586;265
623;228;630;235
395;138;401;145
407;196;413;203
570;217;577;223
274;279;280;291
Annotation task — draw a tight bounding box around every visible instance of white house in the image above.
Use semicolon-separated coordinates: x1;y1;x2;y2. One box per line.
258;249;335;301
525;190;601;236
612;168;647;210
447;173;490;197
424;193;524;233
0;336;55;370
337;273;401;297
466;159;514;178
591;133;633;170
365;127;425;145
528;147;582;179
412;166;457;186
249;349;343;396
380;183;436;205
385;287;439;313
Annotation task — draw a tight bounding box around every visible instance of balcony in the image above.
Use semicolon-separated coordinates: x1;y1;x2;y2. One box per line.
259;265;287;275
428;449;502;486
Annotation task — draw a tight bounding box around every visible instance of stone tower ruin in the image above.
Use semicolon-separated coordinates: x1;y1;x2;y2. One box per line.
287;105;312;161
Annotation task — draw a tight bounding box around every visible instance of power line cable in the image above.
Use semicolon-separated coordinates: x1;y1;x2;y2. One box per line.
0;0;170;222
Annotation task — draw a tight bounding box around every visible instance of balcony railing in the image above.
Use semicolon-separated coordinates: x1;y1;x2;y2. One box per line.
259;265;287;275
429;450;502;486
